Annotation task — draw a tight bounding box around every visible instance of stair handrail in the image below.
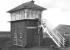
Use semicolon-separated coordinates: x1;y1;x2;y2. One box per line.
41;22;61;47
53;30;65;47
41;19;65;47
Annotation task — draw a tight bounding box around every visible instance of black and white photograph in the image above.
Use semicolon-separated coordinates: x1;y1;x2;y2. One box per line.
0;0;70;50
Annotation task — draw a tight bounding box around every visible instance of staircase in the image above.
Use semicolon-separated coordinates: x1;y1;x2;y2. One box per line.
41;20;65;48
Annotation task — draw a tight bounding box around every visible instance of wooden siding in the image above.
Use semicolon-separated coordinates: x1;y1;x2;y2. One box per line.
11;20;27;47
11;10;25;21
11;19;42;47
11;9;42;21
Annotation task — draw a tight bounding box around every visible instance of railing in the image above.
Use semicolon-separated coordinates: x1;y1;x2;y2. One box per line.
41;20;65;47
54;30;65;47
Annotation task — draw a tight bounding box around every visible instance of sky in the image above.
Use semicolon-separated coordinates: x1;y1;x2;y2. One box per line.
0;0;70;31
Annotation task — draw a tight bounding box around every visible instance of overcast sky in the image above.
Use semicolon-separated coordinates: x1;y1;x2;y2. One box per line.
0;0;70;31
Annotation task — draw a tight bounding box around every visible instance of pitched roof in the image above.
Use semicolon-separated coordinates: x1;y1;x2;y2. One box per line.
54;24;70;34
8;1;46;13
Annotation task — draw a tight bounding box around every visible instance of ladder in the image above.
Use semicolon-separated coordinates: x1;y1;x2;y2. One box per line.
41;20;65;47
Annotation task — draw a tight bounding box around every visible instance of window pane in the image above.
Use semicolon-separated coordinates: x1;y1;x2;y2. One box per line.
11;13;16;21
20;10;25;19
27;10;30;18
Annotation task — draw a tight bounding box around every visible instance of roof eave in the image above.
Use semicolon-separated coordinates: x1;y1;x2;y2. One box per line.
7;8;46;13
